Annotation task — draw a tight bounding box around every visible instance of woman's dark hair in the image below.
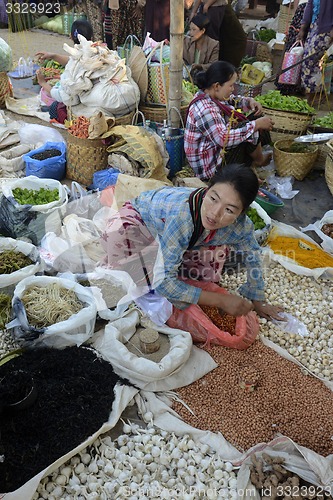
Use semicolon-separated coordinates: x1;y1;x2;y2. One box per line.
194;60;236;90
191;13;210;30
208;164;259;211
71;20;94;44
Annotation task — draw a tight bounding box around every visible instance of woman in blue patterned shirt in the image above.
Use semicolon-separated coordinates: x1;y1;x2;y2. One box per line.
101;164;283;321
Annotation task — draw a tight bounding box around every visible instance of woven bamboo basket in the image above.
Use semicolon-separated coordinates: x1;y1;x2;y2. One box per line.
139;103;188;124
263;107;314;143
278;4;296;35
325;140;333;196
273;139;318;181
0;72;13;109
306;129;330;170
66;132;109;186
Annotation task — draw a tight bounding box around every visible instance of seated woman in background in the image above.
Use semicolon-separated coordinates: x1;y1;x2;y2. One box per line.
184;61;274;181
183;13;219;76
100;164;283;320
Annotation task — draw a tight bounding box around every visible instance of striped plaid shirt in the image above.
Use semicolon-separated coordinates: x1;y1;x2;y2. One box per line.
184;91;259;180
131;187;265;309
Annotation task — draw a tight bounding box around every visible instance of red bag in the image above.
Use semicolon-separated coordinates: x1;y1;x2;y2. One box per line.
166;279;260;350
278;41;304;85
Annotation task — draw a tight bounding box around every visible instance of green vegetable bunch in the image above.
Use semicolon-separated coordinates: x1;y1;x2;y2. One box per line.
257;29;276;43
313;112;333;129
12;187;59;206
183;80;199;96
247;207;266;230
256;91;315;114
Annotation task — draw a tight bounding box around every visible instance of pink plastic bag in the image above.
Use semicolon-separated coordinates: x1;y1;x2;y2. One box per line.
278;41;304;85
166;279;260;350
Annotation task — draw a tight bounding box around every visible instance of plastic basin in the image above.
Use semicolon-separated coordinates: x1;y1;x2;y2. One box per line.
255;188;284;216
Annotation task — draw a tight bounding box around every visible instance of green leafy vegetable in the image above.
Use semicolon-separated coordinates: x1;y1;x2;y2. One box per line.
256;90;315;114
247;207;266;230
257;29;276;43
12;187;59;206
313;112;333;129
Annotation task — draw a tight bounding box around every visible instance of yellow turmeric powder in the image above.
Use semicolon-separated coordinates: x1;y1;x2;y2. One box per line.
268;236;333;269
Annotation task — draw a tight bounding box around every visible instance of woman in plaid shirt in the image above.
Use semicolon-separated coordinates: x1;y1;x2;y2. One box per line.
101;164;283;321
184;61;274;181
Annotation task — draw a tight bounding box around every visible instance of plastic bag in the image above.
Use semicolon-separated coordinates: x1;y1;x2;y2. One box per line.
7;275;97;349
23;141;66;180
267;174;299;199
0;176;68;245
271;312;308;337
300;210;333;255
0;237;43;295
65;181;90;218
18;123;66;145
166;280;260;349
134;290;173;326
92;167;120;190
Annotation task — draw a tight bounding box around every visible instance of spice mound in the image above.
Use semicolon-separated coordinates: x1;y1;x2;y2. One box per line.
21;283;84;328
30;149;61;161
268;236;333;268
200;305;236;335
172;341;333;455
0;346;131;492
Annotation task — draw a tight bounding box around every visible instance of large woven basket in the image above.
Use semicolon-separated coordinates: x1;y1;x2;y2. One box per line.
66;132;109;186
263;107;314;143
139;103;188;124
278;4;296;35
306;129;330;170
273;139;318;181
0;72;13;109
325;140;333;196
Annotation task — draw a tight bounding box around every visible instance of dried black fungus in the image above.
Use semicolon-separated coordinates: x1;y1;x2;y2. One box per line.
0;346;130;492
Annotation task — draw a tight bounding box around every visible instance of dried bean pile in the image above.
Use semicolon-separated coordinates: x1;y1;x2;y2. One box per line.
200;305;236;335
0;346;130;493
172;340;333;455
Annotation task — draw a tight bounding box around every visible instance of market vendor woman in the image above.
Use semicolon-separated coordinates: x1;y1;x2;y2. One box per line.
184;61;274;181
101;164;283;320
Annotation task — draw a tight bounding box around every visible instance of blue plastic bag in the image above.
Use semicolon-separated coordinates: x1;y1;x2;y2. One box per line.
92;167;120;190
24;141;66;180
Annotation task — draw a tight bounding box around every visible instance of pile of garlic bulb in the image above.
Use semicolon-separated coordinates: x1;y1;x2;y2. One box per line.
223;263;333;379
34;421;238;500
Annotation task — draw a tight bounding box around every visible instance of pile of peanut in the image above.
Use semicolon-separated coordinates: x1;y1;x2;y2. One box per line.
200;305;236;335
172;340;333;455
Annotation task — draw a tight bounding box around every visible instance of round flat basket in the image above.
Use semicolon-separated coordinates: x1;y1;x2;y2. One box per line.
139;102;188;124
66;132;108;186
273;139;318;181
263;107;313;143
234;82;263;99
325;141;333;196
0;72;13;109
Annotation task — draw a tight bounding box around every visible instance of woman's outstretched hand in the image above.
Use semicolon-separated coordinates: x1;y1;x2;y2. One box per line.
217;294;254;317
252;300;284;321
